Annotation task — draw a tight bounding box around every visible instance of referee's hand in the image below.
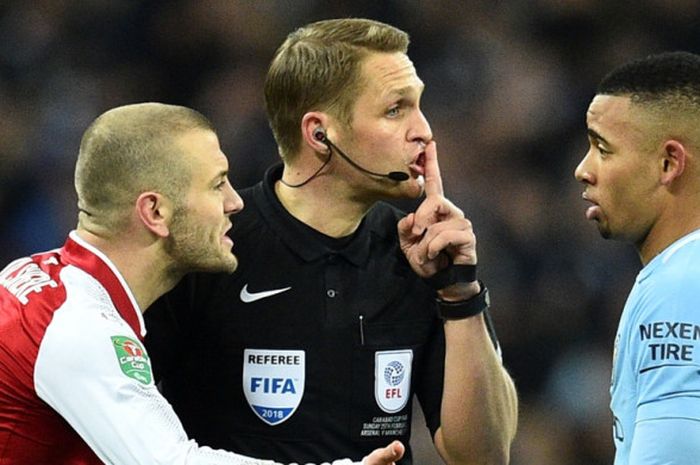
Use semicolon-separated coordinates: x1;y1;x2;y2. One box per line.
361;440;404;465
398;141;476;279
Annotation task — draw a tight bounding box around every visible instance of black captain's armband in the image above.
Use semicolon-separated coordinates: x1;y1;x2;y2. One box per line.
425;263;477;290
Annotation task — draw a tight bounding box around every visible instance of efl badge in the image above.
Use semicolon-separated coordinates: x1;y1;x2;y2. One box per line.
243;349;305;425
375;350;412;413
111;336;152;385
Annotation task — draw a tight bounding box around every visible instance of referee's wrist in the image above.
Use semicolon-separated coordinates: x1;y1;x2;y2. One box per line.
437;280;481;302
437;281;490;320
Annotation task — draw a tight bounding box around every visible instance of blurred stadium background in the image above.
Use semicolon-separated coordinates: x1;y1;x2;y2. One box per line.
2;1;699;463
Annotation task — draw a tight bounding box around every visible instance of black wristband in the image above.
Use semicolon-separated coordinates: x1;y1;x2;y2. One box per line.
437;281;490;320
425;264;477;290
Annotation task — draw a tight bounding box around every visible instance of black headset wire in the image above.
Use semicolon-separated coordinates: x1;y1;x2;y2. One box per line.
278;149;333;188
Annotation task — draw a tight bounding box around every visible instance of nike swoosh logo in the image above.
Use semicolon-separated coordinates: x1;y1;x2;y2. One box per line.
240;284;292;303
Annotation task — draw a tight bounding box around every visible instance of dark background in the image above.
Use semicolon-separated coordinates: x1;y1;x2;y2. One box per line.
3;1;698;463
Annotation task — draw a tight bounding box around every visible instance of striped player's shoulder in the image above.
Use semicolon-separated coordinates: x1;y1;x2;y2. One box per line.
0;249;66;307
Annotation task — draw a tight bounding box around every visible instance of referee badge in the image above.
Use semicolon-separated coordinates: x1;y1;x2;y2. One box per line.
243;349;305;425
375;350;413;413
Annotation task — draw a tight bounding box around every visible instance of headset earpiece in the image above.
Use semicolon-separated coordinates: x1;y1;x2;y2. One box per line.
313;127;327;143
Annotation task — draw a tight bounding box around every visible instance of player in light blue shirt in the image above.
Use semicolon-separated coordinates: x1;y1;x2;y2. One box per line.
575;51;700;464
612;230;700;464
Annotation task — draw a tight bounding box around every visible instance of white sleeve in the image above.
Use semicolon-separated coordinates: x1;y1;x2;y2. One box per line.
34;270;360;465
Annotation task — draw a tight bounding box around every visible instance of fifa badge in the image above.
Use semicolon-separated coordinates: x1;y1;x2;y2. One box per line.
243;349;305;425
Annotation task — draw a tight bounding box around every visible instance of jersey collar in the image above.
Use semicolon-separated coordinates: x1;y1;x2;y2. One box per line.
254;164;374;267
638;227;700;283
61;231;146;339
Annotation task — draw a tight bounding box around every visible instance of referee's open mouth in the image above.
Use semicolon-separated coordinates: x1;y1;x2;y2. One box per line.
408;151;426;177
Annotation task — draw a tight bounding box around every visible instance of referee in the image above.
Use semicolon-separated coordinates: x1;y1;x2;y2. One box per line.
146;18;517;465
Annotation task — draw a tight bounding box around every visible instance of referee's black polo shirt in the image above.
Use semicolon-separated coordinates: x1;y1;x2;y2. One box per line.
145;164;446;465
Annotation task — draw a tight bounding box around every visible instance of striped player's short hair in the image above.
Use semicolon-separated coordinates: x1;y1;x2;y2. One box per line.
75;102;214;231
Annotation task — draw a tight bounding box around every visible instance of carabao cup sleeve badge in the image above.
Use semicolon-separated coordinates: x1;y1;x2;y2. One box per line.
111;336;152;385
243;349;305;425
375;350;412;413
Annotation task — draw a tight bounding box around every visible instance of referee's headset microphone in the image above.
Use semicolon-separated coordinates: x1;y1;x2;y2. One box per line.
280;127;410;188
312;127;410;182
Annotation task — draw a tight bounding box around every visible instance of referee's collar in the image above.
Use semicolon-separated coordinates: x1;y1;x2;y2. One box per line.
252;164;382;267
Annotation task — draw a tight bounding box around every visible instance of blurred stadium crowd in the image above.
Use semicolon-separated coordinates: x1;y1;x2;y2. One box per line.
2;1;699;463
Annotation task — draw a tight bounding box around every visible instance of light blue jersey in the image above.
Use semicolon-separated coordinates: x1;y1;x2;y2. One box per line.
612;229;700;464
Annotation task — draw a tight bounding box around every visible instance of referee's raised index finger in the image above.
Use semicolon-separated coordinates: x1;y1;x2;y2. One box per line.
423;141;443;198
